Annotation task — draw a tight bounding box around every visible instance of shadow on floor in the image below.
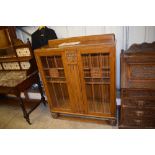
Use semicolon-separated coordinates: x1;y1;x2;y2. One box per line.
0;95;118;129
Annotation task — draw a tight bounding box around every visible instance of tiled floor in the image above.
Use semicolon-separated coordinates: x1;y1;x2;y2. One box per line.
0;96;118;129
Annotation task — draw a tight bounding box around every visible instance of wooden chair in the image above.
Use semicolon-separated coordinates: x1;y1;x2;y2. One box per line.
0;26;46;124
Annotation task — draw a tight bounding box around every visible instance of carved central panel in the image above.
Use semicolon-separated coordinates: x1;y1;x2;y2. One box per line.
65;51;77;64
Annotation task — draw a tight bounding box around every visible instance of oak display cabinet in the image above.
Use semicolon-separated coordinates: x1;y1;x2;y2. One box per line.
35;34;116;125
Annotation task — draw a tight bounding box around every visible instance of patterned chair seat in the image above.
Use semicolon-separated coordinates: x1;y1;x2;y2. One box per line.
0;71;27;87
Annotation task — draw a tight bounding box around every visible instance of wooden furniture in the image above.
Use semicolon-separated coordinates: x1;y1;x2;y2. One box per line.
35;34;116;125
119;42;155;128
0;26;46;124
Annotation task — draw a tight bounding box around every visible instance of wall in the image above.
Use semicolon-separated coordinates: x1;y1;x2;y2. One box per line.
16;26;155;89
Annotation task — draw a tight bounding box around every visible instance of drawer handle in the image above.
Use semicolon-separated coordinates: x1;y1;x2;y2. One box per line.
138;101;144;107
135;111;144;117
134;119;142;125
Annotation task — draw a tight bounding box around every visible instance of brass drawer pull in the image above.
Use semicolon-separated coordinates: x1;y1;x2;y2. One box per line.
134;119;142;125
135;111;144;117
138;100;144;108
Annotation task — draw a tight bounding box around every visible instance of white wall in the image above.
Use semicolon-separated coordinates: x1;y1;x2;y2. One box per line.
16;26;155;89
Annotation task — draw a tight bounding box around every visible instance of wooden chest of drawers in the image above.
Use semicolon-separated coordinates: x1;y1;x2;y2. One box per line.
35;34;116;125
120;42;155;128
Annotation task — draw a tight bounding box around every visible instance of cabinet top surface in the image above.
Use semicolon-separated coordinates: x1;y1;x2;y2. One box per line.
35;34;116;53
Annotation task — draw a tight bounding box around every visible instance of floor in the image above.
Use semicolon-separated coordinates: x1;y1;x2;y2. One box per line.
0;96;118;129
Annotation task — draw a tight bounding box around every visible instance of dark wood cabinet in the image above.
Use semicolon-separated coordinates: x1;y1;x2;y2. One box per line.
35;34;116;124
119;42;155;128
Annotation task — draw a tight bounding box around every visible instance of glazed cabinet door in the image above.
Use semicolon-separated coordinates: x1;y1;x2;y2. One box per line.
35;50;72;112
79;45;116;117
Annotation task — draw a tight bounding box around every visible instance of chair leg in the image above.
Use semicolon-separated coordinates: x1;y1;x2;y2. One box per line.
17;96;31;125
38;80;47;106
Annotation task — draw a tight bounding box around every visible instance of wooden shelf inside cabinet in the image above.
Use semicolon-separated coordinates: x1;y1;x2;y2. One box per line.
46;76;65;79
85;82;110;85
44;68;64;70
83;67;110;70
84;77;110;79
46;80;66;83
35;34;116;125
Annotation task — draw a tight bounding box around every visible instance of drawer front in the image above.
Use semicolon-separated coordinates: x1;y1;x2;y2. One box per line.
122;107;155;118
121;118;155;127
122;99;155;109
121;89;155;98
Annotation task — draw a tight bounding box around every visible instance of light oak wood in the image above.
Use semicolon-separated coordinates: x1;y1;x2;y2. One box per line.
35;34;116;124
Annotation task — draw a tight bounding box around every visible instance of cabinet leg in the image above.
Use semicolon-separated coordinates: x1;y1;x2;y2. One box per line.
51;112;59;119
109;119;117;126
